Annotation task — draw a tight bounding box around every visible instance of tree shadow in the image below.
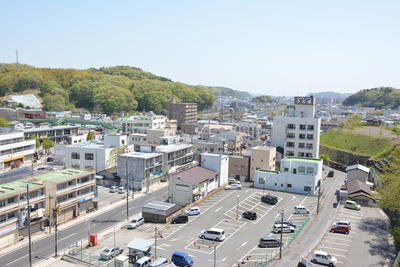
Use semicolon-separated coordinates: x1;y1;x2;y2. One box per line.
357;217;396;264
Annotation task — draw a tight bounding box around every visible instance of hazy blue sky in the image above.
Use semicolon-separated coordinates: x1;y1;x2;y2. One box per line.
1;1;399;96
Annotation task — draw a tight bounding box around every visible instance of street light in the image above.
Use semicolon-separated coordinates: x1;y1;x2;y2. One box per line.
317;179;322;215
279;210;284;259
236;195;240;220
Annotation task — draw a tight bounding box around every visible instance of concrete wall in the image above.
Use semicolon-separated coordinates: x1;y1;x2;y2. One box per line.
200;153;229;187
117;157;146;190
228;156;250;181
319;145;370;166
250;147;276;180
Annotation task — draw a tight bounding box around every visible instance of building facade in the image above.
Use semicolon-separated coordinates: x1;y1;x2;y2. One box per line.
199;153;229;187
23;125;80;143
0;129;35;170
229;155;250;181
156;144;194;174
168;98;197;128
121;113;166;134
271;96;321;158
253;157;323;195
250;146;276;180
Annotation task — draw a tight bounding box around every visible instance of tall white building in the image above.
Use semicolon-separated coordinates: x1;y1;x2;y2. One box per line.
121;112;166;134
200;153;229;187
271;96;321;158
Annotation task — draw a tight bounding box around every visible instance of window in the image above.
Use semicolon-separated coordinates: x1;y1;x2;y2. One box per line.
287;124;296;129
299;134;306;139
284;168;289;172
298;143;305;148
258;178;265;184
71;164;80;169
304;186;311;192
286;142;295;148
274;183;277;186
7;197;15;204
299;124;306;130
7;211;15;219
306;143;313;149
307;167;314;174
298;152;305;157
287;184;292;188
281;184;283;187
85;165;94;171
71;152;80;159
286;151;294;156
307;125;314;130
306;153;313;158
293;168;297;174
0;214;6;223
85;153;94;160
0;200;5;207
298;166;305;174
307;134;313;140
286;133;295;139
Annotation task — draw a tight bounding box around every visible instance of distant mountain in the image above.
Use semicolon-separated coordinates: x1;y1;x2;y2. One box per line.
343;87;400;109
207;86;252;99
306;91;352;98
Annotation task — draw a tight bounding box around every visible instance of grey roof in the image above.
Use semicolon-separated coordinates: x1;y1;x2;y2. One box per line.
120;152;162;159
23;125;79;133
127;238;154;251
346;164;370;173
173;166;217;185
156;143;193;153
143;201;176;211
346;180;372;195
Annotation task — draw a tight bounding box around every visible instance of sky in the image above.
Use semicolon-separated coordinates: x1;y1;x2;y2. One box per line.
1;1;399;96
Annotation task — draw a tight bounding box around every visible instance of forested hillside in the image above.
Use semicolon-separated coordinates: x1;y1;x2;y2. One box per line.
207;86;251;99
343;87;400;109
0;64;215;115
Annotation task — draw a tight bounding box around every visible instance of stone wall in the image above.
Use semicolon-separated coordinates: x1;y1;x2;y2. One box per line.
320;145;371;168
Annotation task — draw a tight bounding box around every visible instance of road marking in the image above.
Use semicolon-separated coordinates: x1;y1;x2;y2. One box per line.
237;241;248;249
59;232;76;241
215;206;223;212
319;245;348;252
6;254;27;265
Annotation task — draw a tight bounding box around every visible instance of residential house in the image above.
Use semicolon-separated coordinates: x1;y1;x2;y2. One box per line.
346;164;370;184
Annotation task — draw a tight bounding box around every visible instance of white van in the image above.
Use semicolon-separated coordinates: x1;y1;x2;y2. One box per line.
133;256;152;267
311;250;337;266
293;206;310;214
272;224;295;234
199;228;225;241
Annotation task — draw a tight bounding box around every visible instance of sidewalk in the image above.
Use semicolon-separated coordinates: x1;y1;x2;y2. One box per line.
0;181;168;257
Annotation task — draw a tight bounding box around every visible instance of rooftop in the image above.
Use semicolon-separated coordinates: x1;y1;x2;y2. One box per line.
257;169;279;174
156;143;193;153
34;168;94;183
0;179;44;198
346;164;370;173
142;200;176;211
68;141;106;149
283;157;322;163
120;152;162;159
173;166;217;185
23;125;80;133
252;146;275;151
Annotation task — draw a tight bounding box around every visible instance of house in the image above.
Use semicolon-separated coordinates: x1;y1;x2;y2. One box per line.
168;166;218;206
250;146;276;180
254;157;323;195
200;153;229;187
229;155;250;181
346;164;370;184
346;180;376;205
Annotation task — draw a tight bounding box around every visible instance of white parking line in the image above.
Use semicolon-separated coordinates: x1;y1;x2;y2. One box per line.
319;245;348;252
321;240;350;246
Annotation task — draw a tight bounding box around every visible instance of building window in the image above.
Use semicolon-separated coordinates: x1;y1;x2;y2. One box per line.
298;166;305;174
307;167;314;174
71;152;80;159
286;133;295;139
85;166;94;171
306;143;313;149
7;197;15;204
287;124;296;129
298;143;305;148
298;152;305;157
293;168;297;174
286;142;295;148
307;134;313;140
304;186;311;192
299;134;306;139
274;183;277;186
72;165;80;169
287;184;292;188
0;214;6;223
284;167;289;172
7;211;15;219
307;125;314;130
286;151;294;156
258;178;265;184
306;153;313;158
0;200;5;207
281;184;283;187
85;153;94;160
299;124;306;130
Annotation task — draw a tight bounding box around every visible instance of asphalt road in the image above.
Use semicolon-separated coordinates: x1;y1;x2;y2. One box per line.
0;186;168;267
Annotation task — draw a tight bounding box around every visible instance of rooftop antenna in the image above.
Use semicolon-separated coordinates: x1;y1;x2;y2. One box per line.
15;50;19;68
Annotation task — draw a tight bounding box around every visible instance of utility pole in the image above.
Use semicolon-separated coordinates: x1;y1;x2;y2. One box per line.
236;195;239;220
125;158;129;220
155;226;157;258
15;50;19;68
113;226;116;248
48;195;52;233
26;184;32;267
213;245;217;267
317;179;322;215
279;210;284;260
54;205;58;257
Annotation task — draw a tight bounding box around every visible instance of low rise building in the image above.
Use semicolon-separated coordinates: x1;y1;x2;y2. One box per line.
200;153;229;187
23;125;80;143
235;122;261;139
345;164;370;184
117;152;163;191
229;155;250;181
253;157;322;195
250;146;276;180
168;166;218;206
122;112;166;134
0;129;35;170
156;144;194;174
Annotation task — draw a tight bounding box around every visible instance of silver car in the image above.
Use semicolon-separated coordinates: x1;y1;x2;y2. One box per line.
99;246;123;260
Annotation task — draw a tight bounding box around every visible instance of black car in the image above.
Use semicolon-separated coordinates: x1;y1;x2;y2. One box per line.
171;213;189;224
274;220;296;228
261;194;278;205
328;170;335;177
242;210;257;220
258;237;281;248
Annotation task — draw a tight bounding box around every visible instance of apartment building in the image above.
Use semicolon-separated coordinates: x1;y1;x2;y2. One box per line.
156;144;194;174
0;179;46;248
117;152;164;191
254;157;322;195
38;169;96;224
235;121;261;139
0;129;35;170
23;125;80;143
168;98;197;128
121;112;166;134
250;146;276;180
271;96;321;158
64;134;128;172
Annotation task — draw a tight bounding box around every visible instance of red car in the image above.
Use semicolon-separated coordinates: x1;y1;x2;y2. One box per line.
330;224;350;234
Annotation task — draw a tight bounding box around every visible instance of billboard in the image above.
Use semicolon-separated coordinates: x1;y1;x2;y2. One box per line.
294;96;314;105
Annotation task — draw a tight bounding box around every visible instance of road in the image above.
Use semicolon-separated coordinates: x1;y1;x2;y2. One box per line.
0;186;168;267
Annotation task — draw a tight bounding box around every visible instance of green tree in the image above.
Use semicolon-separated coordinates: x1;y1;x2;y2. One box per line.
319;154;331;165
86;131;95;141
106;145;128;169
0;117;10;127
35;138;41;149
343;114;363;130
42;139;54;155
389;126;400;138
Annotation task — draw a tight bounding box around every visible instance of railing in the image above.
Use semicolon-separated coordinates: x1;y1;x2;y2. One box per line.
64;240;116;267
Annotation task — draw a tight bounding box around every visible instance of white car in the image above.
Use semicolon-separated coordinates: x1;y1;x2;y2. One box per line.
293;205;310;214
118;187;126;194
109;186;118;193
127;217;144;229
228;178;240;184
187;207;201;216
311;250;337;266
224;184;242;190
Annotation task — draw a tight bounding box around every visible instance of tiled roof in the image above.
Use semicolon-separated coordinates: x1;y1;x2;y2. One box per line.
173;166;217;185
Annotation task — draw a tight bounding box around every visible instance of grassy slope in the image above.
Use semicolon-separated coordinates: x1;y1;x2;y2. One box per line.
320;129;392;157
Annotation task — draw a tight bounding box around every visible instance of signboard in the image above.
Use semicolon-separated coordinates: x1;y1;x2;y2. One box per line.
294;97;314;105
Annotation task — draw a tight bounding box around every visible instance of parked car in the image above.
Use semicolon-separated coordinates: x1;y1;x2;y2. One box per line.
272;224;295;234
127;217;144;229
311;250;337;266
261;194;278;205
333;220;351;230
187;207;201;216
118;187;126;194
344;178;349;184
228;178;240;184
109;186;118;193
133;256;152;267
258;237;281;248
149;257;172;267
345;200;361;210
242;210;257;220
274;220;296;228
330;224;350;234
328;170;335;177
340;184;347;191
171;214;189;224
293;206;310;214
171;251;193;267
199;228;225;241
99;246;123;260
224;184;242;190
